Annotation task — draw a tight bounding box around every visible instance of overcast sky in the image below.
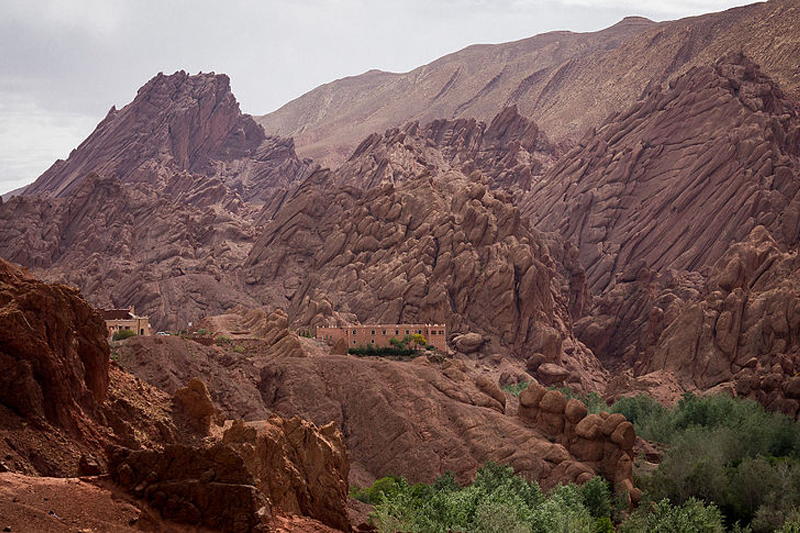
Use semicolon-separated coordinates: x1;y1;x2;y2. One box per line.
0;0;756;195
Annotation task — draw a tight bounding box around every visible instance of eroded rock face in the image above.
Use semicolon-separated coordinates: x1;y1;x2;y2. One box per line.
107;443;270;532
260;354;608;489
223;417;350;531
339;106;561;192
24;71;311;203
639;226;800;417
246;143;605;391
108;414;351;533
522;53;800;295
0;258;108;436
172;378;216;435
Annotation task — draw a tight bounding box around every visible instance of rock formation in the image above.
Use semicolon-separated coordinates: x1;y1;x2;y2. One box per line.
108;415;351;532
632;226;800;417
24;71;312;203
222;417;351;531
0;258;108;436
244;124;604;391
517;382;640;503
522;52;800;294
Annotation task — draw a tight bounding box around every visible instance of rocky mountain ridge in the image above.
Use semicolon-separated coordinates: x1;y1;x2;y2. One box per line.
257;0;800;167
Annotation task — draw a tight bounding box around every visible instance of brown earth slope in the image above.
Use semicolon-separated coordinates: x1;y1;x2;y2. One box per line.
257;0;800;167
114;307;637;497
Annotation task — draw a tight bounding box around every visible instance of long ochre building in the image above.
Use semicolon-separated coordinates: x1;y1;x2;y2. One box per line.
317;324;447;351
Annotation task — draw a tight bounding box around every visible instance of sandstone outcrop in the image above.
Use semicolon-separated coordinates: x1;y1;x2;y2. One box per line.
172;377;217;435
518;382;640;503
108;443;270;532
222;417;350;531
0;258;108;436
0;258;191;477
638;227;800;417
108;414;351;532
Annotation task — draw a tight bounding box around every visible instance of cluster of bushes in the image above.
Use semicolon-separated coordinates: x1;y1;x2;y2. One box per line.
610;393;800;531
112;329;137;341
349;345;418;358
356;391;800;531
353;462;728;533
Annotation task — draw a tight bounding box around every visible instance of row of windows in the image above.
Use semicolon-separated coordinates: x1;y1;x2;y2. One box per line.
348;329;445;336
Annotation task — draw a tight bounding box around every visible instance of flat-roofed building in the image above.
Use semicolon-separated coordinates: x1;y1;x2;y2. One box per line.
100;307;151;338
316;323;447;352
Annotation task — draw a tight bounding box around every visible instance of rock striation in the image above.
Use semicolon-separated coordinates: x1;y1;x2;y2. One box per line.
638;226;800;417
522;52;800;294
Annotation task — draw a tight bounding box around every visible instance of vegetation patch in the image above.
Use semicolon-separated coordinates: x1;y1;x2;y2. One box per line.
354;462;724;533
615;393;800;531
112;329;137;341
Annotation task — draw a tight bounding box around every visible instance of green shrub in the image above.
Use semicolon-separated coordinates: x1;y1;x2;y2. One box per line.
352;475;406;504
621;392;800;529
503;381;530;396
619;498;725;533
580;476;612;519
348;344;418;357
215;335;231;346
112;329;136;341
553;386;609;414
233;344;247;354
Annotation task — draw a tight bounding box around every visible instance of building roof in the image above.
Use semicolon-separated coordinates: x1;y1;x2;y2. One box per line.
99;308;134;320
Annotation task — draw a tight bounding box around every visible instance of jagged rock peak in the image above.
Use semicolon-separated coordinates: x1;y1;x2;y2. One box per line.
24;70;267;198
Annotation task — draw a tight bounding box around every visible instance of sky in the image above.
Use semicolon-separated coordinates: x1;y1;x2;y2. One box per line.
0;0;756;195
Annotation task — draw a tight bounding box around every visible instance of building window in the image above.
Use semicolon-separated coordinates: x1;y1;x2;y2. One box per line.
140;329;144;335
395;329;399;335
353;329;357;335
406;330;409;334
371;339;375;344
382;330;386;335
371;329;375;335
353;340;357;344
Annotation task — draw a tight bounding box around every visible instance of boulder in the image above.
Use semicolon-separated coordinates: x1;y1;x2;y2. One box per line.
565;399;588;424
519;382;547;408
172;378;216;435
539;390;567;414
453;333;484;353
537;363;570;386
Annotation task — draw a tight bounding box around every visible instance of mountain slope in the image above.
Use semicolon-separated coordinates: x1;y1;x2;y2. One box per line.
257;0;800;167
257;16;656;166
520;52;800;294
